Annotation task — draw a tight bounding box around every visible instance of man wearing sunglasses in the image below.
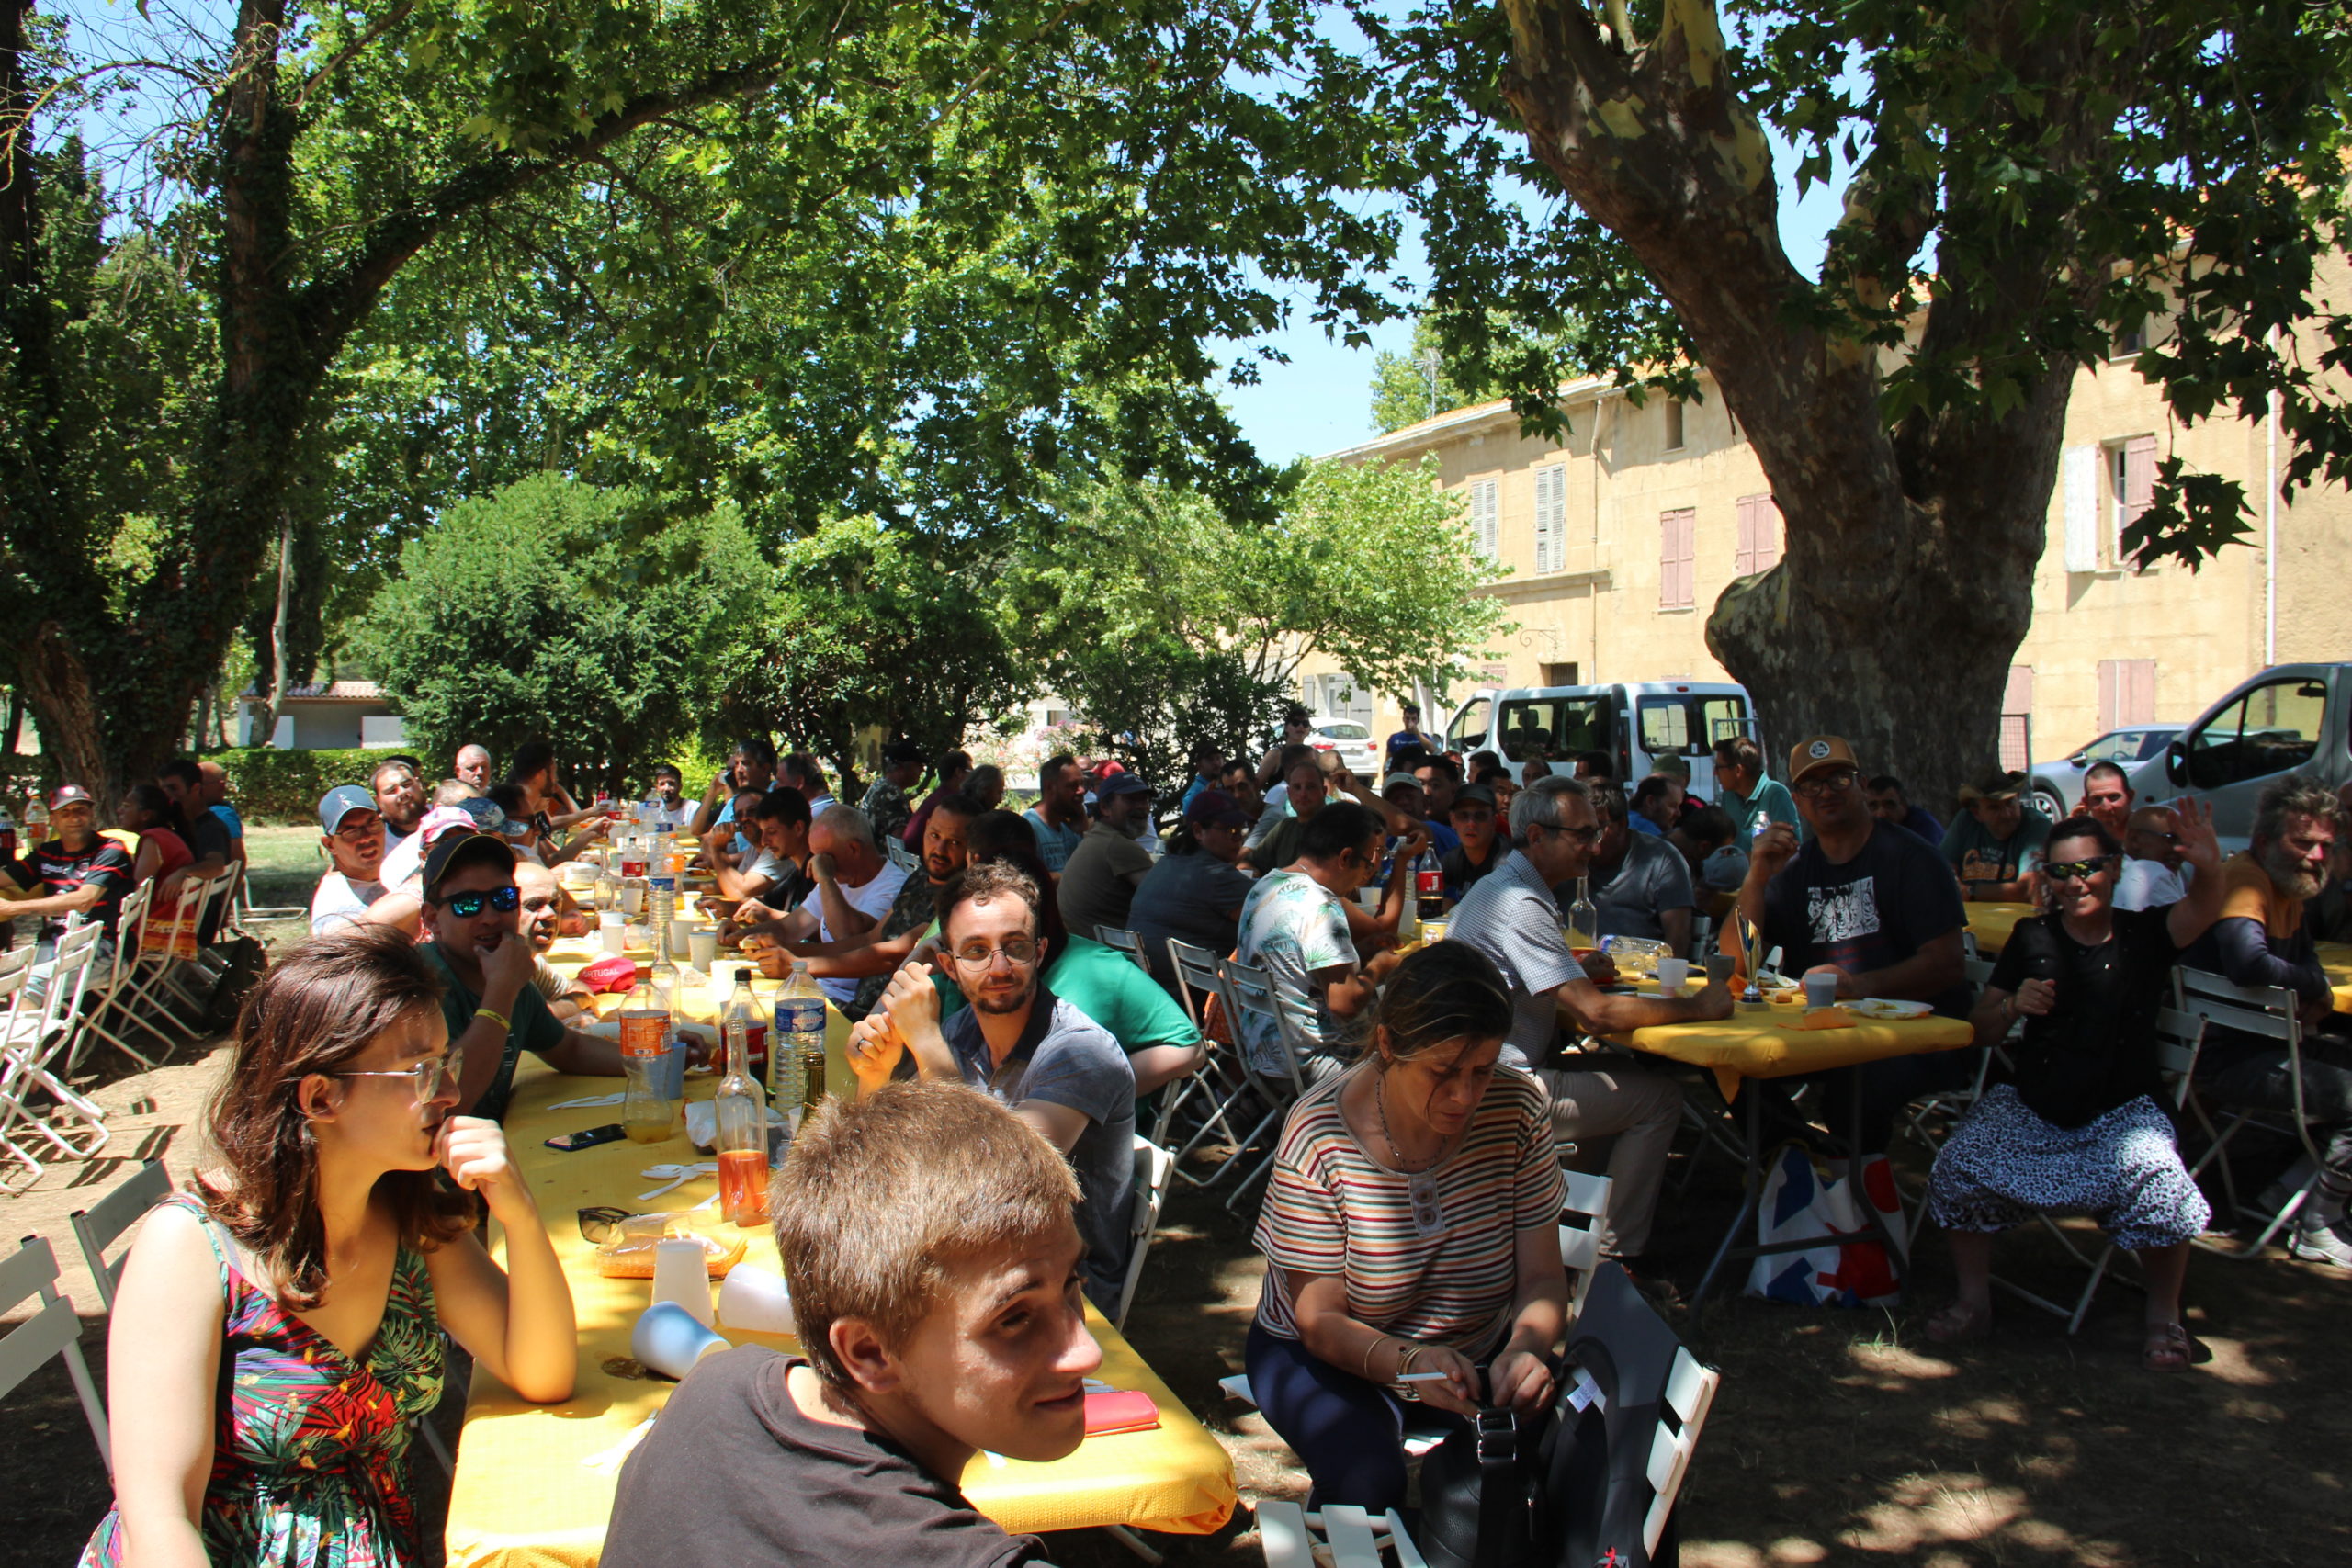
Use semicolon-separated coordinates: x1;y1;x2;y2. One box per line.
309;784;424;936
846;859;1136;1314
1446;776;1730;1264
418;830;635;1122
2115;804;2193;912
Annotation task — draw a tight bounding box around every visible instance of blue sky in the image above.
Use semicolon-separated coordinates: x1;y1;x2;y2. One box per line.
1218;141;1851;464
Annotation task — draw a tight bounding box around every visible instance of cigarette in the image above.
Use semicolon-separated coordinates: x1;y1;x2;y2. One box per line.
1397;1371;1453;1382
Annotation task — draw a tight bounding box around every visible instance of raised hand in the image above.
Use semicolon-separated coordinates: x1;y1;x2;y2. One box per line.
2170;797;2222;876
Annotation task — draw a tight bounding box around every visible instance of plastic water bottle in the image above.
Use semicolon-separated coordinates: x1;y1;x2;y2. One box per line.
618;976;676;1144
772;960;827;1121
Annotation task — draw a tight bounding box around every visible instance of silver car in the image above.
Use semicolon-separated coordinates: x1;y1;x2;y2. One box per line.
1306;717;1384;778
2026;726;2179;822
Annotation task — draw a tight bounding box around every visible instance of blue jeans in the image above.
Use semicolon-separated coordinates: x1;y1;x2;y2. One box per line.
1245;1321;1469;1513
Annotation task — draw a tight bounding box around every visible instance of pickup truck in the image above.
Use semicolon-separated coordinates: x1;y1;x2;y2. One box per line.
2130;662;2350;848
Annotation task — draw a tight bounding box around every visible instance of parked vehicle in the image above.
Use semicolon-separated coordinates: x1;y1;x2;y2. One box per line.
1303;716;1382;778
1442;681;1758;798
2024;725;2180;822
2131;663;2349;849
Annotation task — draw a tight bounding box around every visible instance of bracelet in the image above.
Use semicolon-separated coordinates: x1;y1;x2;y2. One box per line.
474;1005;511;1032
1361;1335;1389;1381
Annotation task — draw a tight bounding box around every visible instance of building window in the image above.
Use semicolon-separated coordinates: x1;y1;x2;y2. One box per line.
1658;508;1696;610
1540;661;1579;687
2109;435;2156;569
1734;494;1782;575
1532;463;1566;574
1469;478;1499;560
2110;321;2148;360
1662;399;1685;451
2099;659;2158;731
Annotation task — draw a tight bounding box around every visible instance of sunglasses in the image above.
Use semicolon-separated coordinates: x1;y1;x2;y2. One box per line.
1532;822;1603;846
2042;855;2120;883
336;1047;464;1104
1794;769;1859;797
437;886;521;917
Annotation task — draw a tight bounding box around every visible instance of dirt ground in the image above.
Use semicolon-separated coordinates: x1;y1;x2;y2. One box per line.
6;907;2348;1566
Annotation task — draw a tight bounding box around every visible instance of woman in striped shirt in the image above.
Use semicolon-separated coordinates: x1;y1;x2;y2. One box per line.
1245;942;1568;1512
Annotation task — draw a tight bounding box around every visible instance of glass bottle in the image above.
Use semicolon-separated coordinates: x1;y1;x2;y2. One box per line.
1566;876;1599;962
618;976;676;1144
712;1004;770;1227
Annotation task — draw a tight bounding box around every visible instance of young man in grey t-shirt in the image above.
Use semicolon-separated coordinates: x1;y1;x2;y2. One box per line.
1569;785;1696;953
848;860;1137;1314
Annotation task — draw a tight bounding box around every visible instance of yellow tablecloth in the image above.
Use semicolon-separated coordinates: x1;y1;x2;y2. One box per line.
1962;901;2034;957
1613;998;1976;1100
2319;942;2352;1015
443;1028;1235;1566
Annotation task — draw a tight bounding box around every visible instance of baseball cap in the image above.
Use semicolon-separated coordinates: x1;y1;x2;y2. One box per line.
422;829;517;903
457;795;510;833
1786;736;1860;785
316;784;379;832
1097;772;1153;799
49;784;94;811
1381;772;1423;795
409;804;485;847
1958;767;2028;804
1449;783;1498;813
1183;789;1249;828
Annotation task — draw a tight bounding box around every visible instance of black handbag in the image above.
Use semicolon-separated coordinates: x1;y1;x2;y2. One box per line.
1416;1405;1548;1568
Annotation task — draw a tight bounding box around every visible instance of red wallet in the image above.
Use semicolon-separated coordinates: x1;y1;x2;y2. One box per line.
1082;1390;1160;1437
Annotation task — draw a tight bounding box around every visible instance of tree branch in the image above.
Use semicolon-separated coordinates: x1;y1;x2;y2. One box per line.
291;1;415;117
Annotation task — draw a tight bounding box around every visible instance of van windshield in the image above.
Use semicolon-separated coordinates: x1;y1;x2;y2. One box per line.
1638;694;1750;757
1497;695;1611;762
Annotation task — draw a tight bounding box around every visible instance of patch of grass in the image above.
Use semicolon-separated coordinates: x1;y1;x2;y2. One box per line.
242;824;327;913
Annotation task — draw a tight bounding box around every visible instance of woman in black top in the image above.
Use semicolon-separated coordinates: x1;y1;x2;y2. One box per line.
1925;805;2223;1371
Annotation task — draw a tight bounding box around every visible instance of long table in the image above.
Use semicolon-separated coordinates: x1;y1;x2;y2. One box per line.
444;959;1237;1565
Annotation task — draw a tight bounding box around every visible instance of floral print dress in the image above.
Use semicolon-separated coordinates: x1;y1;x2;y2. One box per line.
81;1196;447;1568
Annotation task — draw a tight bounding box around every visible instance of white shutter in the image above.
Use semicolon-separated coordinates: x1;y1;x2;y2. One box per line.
1472;479;1499;558
2061;445;2099;573
1533;464;1566;574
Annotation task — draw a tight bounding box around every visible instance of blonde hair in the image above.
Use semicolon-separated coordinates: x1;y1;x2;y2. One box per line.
775;1080;1079;1390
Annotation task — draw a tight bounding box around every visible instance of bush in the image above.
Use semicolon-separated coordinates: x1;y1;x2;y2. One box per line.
211;747;387;824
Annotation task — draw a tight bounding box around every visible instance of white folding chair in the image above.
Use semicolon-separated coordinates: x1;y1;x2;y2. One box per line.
1154;940;1257;1179
114;870;232;1051
885;838;921;874
1113;1136;1176;1330
1991;1008;2205;1331
71;1158;175;1314
0;1235;110;1474
1097;926;1151;973
1559;1168;1616;1320
73;880;167;1070
0;922;112;1190
1216;958;1319;1213
1644;1347;1721;1558
2173;967;2323;1256
1259;1499;1428;1568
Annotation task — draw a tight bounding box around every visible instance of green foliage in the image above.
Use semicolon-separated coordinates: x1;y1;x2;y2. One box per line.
355;477;767;792
710;516;1034;787
1369;310;1575;434
1003;457;1508;786
210;747;388;825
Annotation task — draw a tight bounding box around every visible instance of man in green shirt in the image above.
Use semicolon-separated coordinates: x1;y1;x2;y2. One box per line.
1943;767;2052;903
1712;736;1799;844
418;830;635;1122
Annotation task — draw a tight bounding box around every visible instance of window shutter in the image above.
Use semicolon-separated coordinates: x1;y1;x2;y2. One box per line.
2098;660;2121;732
2061;446;2099;572
1757;498;1783;570
1533;464;1566;574
1660;508;1696;609
1734;496;1758;576
2127;660;2156;726
1472;479;1499;558
2120;435;2157;570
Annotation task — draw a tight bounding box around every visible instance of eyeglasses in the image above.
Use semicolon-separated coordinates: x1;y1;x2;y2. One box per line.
336;1048;463;1103
332;820;379;843
950;938;1041;970
437;886;521;917
577;1206;632;1244
1795;769;1859;797
2042;855;2120;883
1531;822;1602;846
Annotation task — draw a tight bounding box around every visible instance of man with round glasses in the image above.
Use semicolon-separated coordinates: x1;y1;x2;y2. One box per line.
417;829;633;1121
847;858;1136;1314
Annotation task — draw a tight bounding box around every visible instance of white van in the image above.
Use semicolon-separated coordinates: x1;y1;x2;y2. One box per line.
1442;681;1759;797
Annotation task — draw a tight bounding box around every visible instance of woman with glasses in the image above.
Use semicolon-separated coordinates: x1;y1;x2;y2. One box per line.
82;924;575;1567
1924;805;2224;1371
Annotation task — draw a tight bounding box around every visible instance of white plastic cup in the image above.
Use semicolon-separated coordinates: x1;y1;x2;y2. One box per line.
689;927;718;972
621;882;646;917
1657;957;1690;997
598;910;625;954
649;1236;715;1327
1804;971;1839;1010
717;1264;797;1336
631;1302;729;1379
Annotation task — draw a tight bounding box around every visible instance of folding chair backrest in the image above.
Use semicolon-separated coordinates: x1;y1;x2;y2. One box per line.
885;838;920;874
1960;930;1980;962
71;1159;175;1314
2152;1006;2206;1109
104;880;153;987
2172;966;2299;1046
1644;1346;1722;1556
1962;956;1996;991
1096;926;1150;972
0;947;33;994
1166;939;1224;1033
1559;1168;1615;1316
0;1235;110;1472
1114;1137;1176;1330
1218;958;1315;1097
140;871;213;959
19;919;104;1044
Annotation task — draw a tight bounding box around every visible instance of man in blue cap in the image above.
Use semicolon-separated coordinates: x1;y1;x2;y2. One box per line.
310;784;424;936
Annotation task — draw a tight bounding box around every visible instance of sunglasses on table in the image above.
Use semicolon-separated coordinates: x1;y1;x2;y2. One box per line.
436;885;522;917
336;1047;464;1103
2042;855;2121;882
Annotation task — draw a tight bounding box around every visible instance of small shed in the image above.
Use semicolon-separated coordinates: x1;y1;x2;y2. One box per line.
236;682;407;750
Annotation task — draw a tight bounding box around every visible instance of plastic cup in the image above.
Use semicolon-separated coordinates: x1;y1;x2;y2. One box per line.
1706;953;1736;987
1804;971;1839;1009
717;1264;797;1335
689;927;718;972
1657;957;1690;996
649;1238;716;1327
620;882;645;917
631;1301;728;1379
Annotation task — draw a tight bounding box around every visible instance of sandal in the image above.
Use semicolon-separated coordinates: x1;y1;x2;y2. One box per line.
2143;1320;2192;1373
1923;1301;1993;1345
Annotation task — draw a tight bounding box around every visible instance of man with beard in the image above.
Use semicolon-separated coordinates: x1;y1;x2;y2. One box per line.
849;859;1136;1314
2182;774;2352;1266
372;759;429;851
1057;773;1157;941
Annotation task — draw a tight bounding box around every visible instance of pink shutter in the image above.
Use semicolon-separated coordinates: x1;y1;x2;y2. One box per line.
2120;435;2157;569
1758;498;1783;569
2098;660;2122;732
1734;496;1758;575
2126;660;2157;726
1660;509;1696;608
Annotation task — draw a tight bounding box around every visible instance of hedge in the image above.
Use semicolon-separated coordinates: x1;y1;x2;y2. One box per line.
213;748;390;825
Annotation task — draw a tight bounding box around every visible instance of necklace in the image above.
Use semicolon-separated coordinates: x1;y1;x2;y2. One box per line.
1374;1072;1452;1238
